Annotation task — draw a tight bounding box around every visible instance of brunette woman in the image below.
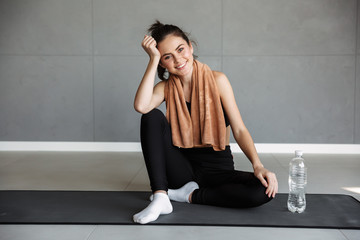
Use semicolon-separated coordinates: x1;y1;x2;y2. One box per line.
133;21;278;224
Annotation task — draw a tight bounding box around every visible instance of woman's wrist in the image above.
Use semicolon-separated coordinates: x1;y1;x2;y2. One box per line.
253;162;264;171
149;55;160;63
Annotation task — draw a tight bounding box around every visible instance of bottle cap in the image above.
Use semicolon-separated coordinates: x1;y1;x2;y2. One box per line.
295;150;303;157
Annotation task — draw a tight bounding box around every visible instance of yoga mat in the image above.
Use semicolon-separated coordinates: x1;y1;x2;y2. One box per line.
0;191;359;229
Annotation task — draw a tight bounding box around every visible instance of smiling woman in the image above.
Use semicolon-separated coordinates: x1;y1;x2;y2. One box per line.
157;35;194;80
146;21;197;82
133;20;278;225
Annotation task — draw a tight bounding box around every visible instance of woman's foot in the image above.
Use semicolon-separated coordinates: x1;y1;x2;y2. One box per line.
133;192;173;224
168;181;199;203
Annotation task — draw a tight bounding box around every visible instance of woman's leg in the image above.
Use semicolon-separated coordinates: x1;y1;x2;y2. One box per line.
182;146;272;208
191;170;272;208
134;109;195;224
140;108;195;191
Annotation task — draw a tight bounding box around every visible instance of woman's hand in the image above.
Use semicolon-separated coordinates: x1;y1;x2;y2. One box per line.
254;165;278;198
142;35;161;60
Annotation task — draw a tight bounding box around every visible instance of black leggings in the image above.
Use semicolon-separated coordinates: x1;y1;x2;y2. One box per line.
140;109;272;208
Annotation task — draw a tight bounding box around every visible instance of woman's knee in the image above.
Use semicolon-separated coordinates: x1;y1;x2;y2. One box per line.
233;182;272;208
141;109;166;127
141;108;164;121
249;183;273;207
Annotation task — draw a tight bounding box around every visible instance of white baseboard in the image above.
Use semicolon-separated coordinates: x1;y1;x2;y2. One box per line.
232;143;360;154
0;142;142;152
0;142;359;154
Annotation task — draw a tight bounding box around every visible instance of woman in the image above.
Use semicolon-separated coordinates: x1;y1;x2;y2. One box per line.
133;21;278;224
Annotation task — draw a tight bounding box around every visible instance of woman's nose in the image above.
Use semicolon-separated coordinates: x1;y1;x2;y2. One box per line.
173;54;180;63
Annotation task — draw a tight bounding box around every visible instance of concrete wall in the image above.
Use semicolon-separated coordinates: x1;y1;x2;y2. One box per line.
0;0;358;144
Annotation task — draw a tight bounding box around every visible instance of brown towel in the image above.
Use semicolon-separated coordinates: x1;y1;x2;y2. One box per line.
164;60;226;151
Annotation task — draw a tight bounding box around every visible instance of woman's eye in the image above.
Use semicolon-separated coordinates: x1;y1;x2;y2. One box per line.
164;56;171;60
178;48;184;52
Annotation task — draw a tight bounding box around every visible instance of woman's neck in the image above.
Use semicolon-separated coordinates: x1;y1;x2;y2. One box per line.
180;75;192;86
178;64;193;86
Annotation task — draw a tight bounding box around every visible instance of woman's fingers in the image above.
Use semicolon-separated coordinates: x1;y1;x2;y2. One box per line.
141;35;160;58
142;36;153;48
273;174;278;197
143;35;156;48
142;36;151;48
254;167;267;188
265;172;278;198
258;174;268;188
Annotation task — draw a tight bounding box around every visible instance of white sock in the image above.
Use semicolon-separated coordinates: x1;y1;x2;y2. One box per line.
168;181;199;203
133;192;173;224
149;182;199;203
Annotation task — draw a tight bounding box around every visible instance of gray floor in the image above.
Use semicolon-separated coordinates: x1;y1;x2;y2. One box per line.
0;151;359;240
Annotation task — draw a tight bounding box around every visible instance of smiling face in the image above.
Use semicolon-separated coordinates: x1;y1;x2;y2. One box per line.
157;34;194;79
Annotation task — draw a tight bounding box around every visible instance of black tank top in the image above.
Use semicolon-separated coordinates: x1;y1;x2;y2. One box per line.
186;101;230;127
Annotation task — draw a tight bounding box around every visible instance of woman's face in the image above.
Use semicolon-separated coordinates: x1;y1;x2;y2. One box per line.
157;34;194;78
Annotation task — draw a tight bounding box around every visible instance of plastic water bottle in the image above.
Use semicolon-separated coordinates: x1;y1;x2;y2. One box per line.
287;150;307;213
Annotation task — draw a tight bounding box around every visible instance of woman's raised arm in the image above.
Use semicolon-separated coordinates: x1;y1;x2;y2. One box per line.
134;35;165;114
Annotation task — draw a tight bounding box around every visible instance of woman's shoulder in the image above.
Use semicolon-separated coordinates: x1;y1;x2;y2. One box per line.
154;80;166;90
154;80;166;97
212;70;225;77
212;71;230;87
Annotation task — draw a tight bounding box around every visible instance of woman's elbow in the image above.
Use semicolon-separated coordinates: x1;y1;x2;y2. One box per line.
134;102;150;114
134;104;146;114
232;126;248;139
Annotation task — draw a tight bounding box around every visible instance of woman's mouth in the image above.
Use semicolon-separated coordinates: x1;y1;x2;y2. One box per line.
176;61;187;70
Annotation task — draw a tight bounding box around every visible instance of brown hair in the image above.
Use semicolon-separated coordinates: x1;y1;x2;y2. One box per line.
148;20;196;81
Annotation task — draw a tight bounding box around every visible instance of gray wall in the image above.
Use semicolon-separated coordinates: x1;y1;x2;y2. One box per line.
0;0;359;144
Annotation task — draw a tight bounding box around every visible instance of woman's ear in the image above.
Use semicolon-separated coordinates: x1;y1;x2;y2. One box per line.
159;60;165;69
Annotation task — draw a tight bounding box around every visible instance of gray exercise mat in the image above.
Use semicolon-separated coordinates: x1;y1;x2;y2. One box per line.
0;191;359;229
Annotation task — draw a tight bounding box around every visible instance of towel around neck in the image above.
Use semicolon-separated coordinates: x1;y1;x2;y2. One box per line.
164;60;227;151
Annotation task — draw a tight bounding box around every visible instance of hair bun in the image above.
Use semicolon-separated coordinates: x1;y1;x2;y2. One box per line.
148;20;164;34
